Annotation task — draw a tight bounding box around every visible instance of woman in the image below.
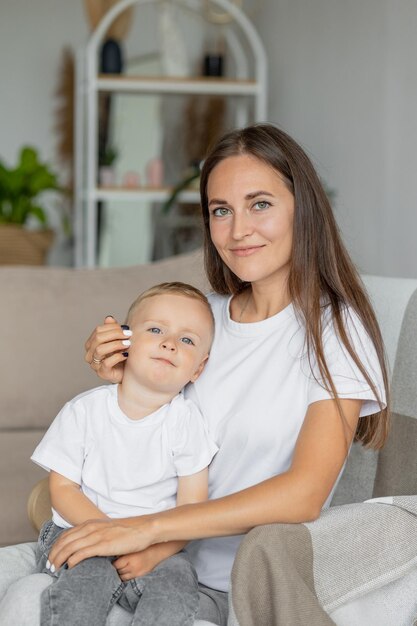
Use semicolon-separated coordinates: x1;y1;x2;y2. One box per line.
0;124;388;625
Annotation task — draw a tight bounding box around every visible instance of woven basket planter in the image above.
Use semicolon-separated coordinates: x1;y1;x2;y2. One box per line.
0;225;54;265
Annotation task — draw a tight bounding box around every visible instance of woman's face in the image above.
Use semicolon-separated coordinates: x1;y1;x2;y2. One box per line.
207;154;295;288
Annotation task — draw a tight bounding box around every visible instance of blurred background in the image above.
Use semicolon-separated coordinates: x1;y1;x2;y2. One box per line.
1;0;416;278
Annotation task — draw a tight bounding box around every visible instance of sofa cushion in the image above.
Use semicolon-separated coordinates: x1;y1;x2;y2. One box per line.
0;431;47;545
361;275;417;370
373;287;417;497
331;277;417;506
330;444;378;506
0;250;207;432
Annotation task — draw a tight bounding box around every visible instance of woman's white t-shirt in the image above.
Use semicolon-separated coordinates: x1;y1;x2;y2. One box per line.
184;293;386;592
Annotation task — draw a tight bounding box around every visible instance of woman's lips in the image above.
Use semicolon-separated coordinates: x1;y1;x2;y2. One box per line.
229;246;264;257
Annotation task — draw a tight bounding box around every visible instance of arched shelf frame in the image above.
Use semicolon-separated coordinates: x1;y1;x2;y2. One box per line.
75;0;268;266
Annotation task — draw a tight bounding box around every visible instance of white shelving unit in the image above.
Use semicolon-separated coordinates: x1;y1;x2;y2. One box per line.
74;0;268;267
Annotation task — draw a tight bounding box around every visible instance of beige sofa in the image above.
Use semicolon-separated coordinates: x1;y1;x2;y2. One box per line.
1;251;417;624
0;250;208;546
1;251;417;548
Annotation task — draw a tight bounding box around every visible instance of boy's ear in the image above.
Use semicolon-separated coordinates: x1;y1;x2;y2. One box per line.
189;355;209;383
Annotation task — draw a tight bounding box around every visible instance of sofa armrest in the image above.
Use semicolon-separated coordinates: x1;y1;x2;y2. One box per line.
27;477;51;533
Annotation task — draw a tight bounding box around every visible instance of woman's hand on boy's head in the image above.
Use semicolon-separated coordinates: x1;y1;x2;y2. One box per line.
85;316;131;384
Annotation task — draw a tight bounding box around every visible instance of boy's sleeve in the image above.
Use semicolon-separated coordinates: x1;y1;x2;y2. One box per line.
170;399;218;477
31;400;87;485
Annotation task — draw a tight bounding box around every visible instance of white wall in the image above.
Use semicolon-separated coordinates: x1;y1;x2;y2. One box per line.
0;1;162;163
0;0;88;264
1;1;416;277
254;0;417;278
0;1;87;164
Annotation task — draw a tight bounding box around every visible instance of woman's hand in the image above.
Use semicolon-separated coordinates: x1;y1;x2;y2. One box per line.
48;517;155;571
85;316;131;383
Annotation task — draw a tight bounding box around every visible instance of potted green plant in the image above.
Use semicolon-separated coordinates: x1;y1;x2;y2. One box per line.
0;146;62;265
99;145;118;186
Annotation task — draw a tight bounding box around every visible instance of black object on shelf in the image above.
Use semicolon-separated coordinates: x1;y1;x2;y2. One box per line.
97;38;123;257
203;53;224;77
100;38;124;74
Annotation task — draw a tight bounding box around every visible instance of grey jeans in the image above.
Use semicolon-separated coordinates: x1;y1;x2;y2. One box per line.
0;541;228;626
37;521;200;626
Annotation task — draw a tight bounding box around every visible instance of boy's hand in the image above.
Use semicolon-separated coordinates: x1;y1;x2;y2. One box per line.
113;548;160;580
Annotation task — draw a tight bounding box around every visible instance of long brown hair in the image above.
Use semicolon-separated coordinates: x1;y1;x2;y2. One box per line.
200;123;390;449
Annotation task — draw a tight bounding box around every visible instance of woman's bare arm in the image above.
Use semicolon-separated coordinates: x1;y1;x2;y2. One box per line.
48;398;361;569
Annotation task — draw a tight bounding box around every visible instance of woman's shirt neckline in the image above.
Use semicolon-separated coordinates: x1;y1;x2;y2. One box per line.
224;294;294;336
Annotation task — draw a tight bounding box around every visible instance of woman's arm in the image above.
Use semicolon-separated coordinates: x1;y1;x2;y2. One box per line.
48;398;361;569
49;471;108;525
151;398;361;537
113;469;209;580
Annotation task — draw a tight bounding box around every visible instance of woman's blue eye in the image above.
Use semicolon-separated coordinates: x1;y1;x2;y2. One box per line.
212;207;230;217
254;201;270;210
181;337;194;345
148;327;161;334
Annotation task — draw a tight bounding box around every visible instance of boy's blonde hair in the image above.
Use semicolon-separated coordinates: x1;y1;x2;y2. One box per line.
126;282;214;339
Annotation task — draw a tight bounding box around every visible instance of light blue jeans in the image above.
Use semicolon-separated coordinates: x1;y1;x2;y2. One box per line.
37;521;199;626
0;541;227;626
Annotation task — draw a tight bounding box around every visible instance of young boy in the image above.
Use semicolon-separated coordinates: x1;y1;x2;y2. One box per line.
31;282;218;626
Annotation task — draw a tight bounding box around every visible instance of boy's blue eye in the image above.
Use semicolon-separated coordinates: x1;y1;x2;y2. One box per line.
148;327;161;334
181;337;194;345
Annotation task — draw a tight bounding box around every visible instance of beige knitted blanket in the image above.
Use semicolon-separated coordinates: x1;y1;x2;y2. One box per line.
228;497;417;626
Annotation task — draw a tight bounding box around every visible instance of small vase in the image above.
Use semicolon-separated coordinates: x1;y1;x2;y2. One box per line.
146;158;164;188
99;166;116;187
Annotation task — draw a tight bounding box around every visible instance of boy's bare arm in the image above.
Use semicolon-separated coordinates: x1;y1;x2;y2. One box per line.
50;470;185;579
49;471;108;526
114;468;209;580
176;467;209;506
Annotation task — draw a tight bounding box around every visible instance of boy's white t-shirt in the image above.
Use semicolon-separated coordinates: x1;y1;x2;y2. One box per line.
184;293;386;592
31;385;218;529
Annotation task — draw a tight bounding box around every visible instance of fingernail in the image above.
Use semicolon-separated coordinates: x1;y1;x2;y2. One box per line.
46;559;50;569
50;564;56;574
121;324;130;331
122;339;131;346
123;329;132;337
122;352;129;357
105;315;115;320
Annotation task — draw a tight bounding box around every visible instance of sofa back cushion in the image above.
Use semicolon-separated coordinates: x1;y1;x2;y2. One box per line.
0;250;207;431
373;287;417;497
331;276;417;505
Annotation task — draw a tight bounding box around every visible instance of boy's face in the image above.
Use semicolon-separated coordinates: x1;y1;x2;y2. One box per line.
125;293;213;395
